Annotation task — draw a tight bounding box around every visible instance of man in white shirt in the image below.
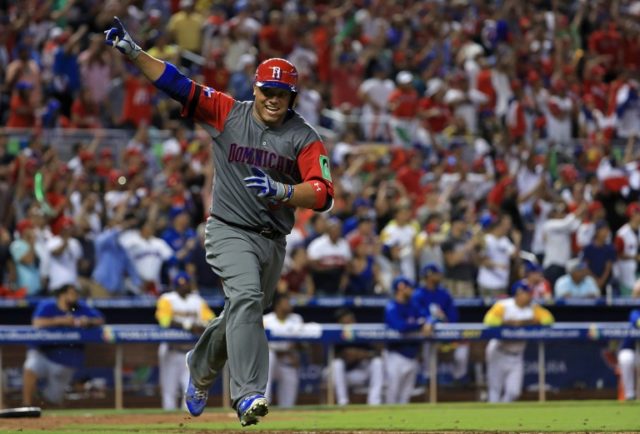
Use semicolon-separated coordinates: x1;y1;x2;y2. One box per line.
542;202;585;287
477;214;520;297
357;63;395;141
614;203;640;296
45;216;83;292
119;220;175;295
263;292;304;408
554;258;601;299
381;202;420;282
307;218;352;295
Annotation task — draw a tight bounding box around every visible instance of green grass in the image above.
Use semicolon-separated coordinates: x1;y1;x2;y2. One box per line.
6;400;640;433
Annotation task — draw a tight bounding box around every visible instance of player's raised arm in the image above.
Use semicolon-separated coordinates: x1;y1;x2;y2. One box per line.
105;17;190;105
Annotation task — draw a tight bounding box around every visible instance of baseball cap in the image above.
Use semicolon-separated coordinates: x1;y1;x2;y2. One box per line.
626;202;640;217
510;280;532;296
567;258;588;273
255;58;298;93
396;71;413;85
353;197;372;210
594;219;609;231
523;260;543;274
16;219;33;235
421;263;443;277
173;271;191;287
392;276;414;292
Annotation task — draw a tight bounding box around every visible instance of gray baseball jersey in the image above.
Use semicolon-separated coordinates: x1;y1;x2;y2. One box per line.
177;79;333;409
182;84;334;235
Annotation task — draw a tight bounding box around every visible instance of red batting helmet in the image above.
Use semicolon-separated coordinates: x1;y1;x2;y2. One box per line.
254;58;298;93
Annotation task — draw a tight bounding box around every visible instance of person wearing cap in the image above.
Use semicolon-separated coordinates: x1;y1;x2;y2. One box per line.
10;219;43;296
307;217;352;295
522;260;552;301
384;277;432;404
156;272;215;410
413;263;469;384
477;214;521;297
105;17;334;425
329;308;384;406
44;216;83;294
22;284;104;407
380;201;420;283
388;70;419;148
582;220;617;293
576;200;606;251
263;292;305;408
613;203;640;296
554;258;601;299
483;280;554;403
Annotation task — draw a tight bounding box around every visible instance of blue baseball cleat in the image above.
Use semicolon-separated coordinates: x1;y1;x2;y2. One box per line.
237;394;269;426
184;351;208;417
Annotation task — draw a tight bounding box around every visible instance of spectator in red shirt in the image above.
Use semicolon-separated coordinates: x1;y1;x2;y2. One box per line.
388;71;419;148
71;88;101;129
120;70;155;129
418;78;450;146
6;82;37;128
330;50;364;111
201;49;230;92
588;22;623;75
258;10;294;61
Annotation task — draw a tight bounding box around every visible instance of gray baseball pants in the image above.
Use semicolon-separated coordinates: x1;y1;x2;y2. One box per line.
187;216;285;409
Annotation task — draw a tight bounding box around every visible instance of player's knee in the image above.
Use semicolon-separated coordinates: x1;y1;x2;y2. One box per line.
227;292;263;322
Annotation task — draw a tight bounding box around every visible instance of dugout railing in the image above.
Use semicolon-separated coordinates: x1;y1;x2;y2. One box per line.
0;323;638;410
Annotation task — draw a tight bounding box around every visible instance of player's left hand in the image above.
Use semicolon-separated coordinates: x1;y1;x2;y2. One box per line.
244;167;291;201
104;16;141;59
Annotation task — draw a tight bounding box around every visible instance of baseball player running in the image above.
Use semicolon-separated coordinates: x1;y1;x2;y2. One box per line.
483;280;554;402
617;309;640;400
155;272;215;410
105;17;334;427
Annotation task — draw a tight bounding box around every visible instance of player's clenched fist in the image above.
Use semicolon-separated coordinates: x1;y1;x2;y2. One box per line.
244;167;294;202
104;16;141;59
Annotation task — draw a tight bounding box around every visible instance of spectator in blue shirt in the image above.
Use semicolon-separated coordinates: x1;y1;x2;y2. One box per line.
9;219;43;296
161;209;198;275
617;309;640;400
22;284;104;407
554;258;601;299
412;263;469;383
384;277;431;404
92;215;142;296
582;220;616;293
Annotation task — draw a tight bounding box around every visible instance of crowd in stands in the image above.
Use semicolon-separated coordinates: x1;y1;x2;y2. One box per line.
5;0;640;300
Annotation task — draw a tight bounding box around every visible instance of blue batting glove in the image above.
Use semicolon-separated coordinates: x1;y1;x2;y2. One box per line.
104;16;141;59
244;167;290;201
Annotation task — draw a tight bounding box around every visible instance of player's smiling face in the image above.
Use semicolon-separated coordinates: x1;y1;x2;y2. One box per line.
253;85;292;126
